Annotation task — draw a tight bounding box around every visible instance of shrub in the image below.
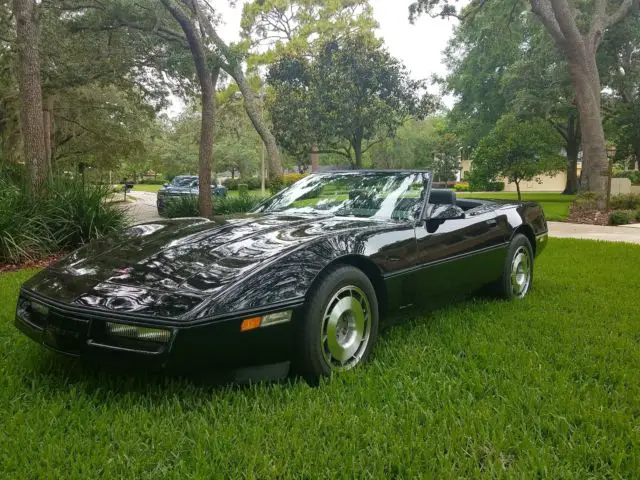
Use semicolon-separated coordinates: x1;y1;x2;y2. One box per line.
247;177;262;190
453;182;470;192
238;184;249;195
635;210;640;222
138;179;165;185
486;181;505;192
283;173;307;186
609;210;632;226
269;176;285;195
222;178;239;190
0;176;129;264
165;195;200;218
613;170;640;185
610;193;640;210
165;194;267;219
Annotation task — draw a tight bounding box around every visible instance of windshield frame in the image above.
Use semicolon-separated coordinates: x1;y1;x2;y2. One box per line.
251;170;432;222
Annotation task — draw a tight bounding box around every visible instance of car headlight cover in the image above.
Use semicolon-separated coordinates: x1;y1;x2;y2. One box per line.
105;322;171;343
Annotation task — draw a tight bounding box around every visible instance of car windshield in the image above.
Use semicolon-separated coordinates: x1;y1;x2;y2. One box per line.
172;177;197;187
252;171;430;221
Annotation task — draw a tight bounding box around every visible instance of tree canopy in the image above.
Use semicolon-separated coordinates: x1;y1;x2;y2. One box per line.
267;34;436;168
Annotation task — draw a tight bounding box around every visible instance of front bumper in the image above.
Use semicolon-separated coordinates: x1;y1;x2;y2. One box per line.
15;293;298;373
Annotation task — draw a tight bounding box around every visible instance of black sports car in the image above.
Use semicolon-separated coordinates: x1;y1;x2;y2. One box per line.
15;171;547;382
157;175;227;215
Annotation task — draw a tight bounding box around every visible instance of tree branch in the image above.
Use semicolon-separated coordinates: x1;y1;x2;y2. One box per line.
529;0;566;47
607;0;636;28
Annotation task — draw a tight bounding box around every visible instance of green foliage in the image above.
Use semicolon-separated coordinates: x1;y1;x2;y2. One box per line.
636;210;640;222
609;210;633;225
165;194;267;219
610;194;640;210
241;0;379;66
472;115;565;198
613;170;640;185
238;184;249;195
0;176;129;264
267;34;435;168
2;240;640;477
453;182;470;192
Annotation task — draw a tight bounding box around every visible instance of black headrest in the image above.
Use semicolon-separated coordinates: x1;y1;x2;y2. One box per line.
429;189;456;205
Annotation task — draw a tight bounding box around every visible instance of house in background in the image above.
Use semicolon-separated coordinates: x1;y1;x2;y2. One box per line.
458;158;582;193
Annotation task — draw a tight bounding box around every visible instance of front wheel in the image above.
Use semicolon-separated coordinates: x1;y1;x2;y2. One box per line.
295;265;379;384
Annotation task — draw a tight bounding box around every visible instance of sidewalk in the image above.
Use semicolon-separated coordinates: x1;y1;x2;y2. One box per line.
548;221;640;245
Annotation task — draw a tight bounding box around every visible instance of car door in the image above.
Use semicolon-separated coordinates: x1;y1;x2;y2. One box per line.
413;204;510;302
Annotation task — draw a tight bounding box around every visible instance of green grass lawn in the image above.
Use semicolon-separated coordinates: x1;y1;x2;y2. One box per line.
130;183;163;192
459;192;575;221
1;239;639;478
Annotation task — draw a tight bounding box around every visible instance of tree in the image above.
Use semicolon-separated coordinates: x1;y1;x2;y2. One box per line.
12;0;47;191
410;0;640;198
241;0;378;64
441;1;582;193
473;115;565;199
268;35;434;168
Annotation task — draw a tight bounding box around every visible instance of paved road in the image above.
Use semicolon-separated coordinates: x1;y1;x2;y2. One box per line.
122;194;640;245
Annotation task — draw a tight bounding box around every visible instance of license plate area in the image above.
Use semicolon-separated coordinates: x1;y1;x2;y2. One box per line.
43;312;89;354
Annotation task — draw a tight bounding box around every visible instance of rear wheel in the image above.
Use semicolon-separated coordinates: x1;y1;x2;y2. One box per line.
295;265;379;384
494;233;534;299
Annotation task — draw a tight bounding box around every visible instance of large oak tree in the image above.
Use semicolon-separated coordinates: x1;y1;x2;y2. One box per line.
410;0;639;198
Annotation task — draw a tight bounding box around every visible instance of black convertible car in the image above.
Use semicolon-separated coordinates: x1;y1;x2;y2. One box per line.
15;171;547;382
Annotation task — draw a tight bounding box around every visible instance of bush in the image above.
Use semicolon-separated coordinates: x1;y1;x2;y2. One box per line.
165;194;267;219
486;181;505;192
238;184;249;195
613;170;640;185
636;210;640;222
283;173;307;186
609;210;632;226
610;193;640;210
0;176;129;264
269;176;285;195
453;182;470;192
222;178;239;191
247;177;262;190
138;179;165;185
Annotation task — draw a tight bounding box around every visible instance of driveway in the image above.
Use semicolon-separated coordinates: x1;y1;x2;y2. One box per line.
548;221;640;245
121;195;640;245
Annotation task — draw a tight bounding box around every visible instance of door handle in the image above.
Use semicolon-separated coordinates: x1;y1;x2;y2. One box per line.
486;218;497;226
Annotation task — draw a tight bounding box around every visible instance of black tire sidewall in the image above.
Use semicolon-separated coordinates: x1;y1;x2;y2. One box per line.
501;234;534;300
295;265;379;381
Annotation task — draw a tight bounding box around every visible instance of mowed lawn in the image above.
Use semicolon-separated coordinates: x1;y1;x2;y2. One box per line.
1;239;639;478
459;192;575;221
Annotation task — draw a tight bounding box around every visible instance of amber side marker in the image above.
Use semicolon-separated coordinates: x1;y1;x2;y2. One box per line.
240;316;262;332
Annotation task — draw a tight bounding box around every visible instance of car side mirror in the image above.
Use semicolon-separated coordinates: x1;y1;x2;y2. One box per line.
430;204;465;221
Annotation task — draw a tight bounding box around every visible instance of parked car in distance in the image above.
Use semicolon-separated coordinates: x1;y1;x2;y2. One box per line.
15;170;547;384
157;175;227;215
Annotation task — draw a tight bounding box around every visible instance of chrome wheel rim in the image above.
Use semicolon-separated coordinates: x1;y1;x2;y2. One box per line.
321;285;371;371
510;246;531;297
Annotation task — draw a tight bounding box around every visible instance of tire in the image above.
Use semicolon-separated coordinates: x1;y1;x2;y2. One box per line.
295;265;379;384
493;233;534;300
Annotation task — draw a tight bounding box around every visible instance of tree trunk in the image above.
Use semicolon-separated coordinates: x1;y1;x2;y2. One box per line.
353;137;363;169
633;138;640;170
515;179;521;201
13;0;47;192
43;96;53;179
161;0;214;218
563;114;580;194
230;66;283;180
568;54;607;196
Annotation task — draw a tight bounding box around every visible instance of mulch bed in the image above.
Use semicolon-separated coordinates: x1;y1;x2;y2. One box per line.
0;253;66;274
566;203;611;225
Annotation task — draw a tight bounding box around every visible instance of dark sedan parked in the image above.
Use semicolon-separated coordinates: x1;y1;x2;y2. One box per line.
15;171;547;383
156;175;227;215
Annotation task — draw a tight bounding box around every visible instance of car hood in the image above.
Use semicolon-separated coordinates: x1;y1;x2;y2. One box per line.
23;214;384;317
